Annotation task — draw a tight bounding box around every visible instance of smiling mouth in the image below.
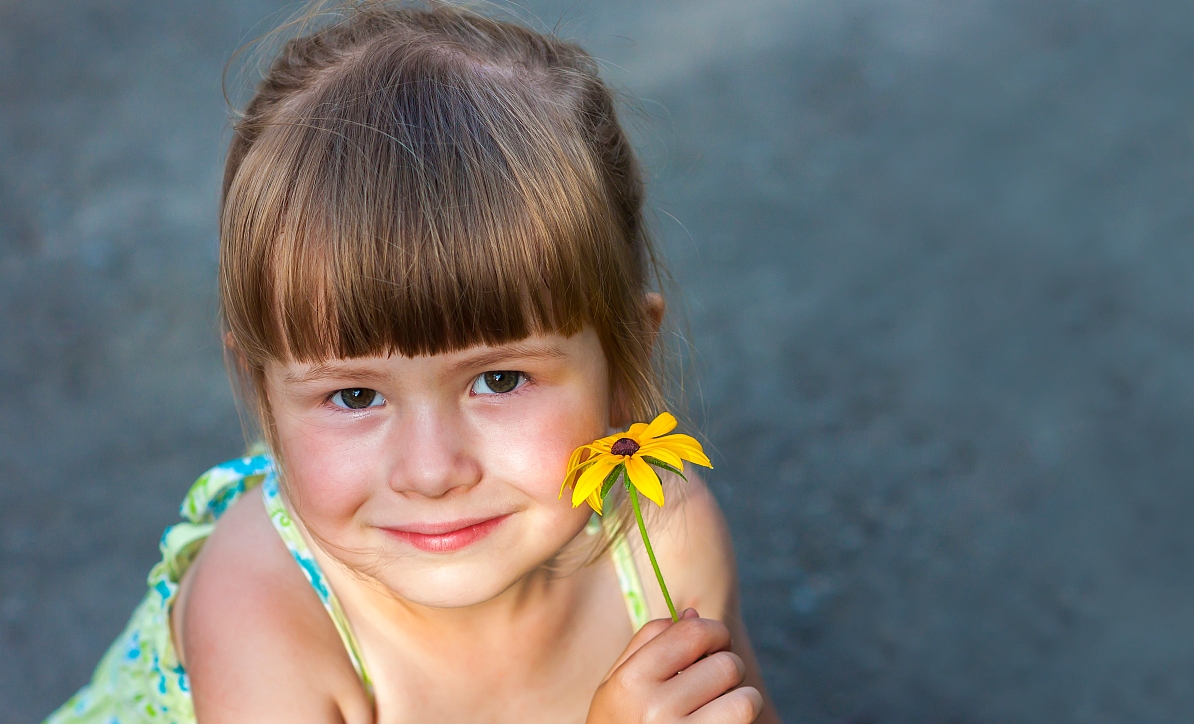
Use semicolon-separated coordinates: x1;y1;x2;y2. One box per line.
382;515;510;553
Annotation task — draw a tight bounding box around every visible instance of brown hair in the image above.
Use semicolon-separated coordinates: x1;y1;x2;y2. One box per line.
219;2;668;504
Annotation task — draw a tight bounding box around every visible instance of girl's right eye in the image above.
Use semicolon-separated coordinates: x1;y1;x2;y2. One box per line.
330;388;385;410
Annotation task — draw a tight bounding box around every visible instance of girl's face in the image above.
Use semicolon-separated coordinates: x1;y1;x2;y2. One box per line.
263;327;610;608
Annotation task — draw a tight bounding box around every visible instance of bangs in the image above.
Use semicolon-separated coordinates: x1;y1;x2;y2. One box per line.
220;35;640;364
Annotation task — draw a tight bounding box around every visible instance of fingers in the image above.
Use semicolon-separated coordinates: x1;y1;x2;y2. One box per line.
666;651;747;716
686;686;765;724
627;615;733;682
606;608;699;677
590;611;760;724
604;617;674;679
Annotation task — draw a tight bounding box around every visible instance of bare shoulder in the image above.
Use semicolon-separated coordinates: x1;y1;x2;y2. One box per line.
639;468;736;619
173;488;371;724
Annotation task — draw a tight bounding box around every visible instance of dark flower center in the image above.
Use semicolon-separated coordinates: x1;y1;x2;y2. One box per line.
611;437;640;456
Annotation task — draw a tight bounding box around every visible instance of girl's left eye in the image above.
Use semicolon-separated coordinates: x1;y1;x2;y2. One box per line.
471;371;526;395
330;388;385;410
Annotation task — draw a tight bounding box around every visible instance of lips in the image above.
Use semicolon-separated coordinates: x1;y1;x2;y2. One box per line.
382;514;510;553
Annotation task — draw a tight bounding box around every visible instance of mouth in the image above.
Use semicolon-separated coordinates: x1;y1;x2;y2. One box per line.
381;514;511;553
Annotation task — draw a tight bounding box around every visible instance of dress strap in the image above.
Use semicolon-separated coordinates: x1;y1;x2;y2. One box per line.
261;471;375;698
589;513;651;631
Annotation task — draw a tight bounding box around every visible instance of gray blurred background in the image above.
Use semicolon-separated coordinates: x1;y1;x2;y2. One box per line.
3;0;1194;722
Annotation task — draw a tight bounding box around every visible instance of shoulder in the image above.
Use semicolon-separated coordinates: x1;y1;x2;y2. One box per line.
174;486;371;723
635;468;737;621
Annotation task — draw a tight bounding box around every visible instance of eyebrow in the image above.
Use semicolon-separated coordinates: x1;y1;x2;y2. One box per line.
282;365;391;386
444;341;568;376
280;341;568;386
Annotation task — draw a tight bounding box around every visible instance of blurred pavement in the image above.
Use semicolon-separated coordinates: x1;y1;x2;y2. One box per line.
3;1;1194;722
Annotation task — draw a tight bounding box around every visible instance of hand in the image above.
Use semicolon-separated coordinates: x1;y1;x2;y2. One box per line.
587;608;764;723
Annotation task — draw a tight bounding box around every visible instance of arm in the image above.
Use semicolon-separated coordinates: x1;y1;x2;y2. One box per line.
176;491;371;724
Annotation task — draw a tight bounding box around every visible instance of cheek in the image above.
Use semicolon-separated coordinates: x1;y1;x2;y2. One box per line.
488;393;608;503
275;420;377;529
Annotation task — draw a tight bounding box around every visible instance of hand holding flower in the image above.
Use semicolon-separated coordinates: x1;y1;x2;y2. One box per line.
586;609;765;724
567;414;765;722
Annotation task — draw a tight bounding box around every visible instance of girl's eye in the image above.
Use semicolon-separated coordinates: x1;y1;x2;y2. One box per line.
330;388;385;410
471;371;525;395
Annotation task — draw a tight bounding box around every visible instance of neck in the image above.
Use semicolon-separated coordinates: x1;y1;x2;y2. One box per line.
307;521;601;667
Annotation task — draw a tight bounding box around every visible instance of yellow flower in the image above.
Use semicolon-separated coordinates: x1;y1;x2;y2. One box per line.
561;411;712;622
560;412;712;514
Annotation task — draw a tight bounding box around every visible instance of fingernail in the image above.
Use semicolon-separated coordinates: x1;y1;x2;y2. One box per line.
682;608;698;619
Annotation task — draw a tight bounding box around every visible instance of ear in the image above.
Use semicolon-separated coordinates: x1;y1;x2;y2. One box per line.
222;331;251;377
644;292;666;344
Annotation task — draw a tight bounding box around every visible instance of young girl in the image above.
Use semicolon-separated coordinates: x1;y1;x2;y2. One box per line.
46;3;779;722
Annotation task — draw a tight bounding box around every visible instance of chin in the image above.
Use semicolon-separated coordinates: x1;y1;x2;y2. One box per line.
334;511;593;607
377;561;532;608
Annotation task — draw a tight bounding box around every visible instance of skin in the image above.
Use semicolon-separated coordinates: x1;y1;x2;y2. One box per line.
174;308;781;723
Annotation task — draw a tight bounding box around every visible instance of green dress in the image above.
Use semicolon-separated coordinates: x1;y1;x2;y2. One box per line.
44;455;650;723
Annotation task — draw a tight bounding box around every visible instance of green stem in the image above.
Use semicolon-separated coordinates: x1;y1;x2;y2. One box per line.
629;485;678;622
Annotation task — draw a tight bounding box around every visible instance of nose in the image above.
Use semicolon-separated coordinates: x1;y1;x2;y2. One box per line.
387;403;481;498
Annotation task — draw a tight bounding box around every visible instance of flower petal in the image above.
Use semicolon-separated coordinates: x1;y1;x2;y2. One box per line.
565;445;585;472
586;489;604;515
561;443;608;488
560;446;591;497
625;456;665;507
640;433;712;468
560;459;599;498
625;422;649;440
588;435;617;453
640;446;685;473
572;456;619;507
640;412;678;441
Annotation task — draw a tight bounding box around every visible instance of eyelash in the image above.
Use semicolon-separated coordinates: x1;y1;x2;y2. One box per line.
327;388;385;411
470;371;529;396
324;371;530;411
